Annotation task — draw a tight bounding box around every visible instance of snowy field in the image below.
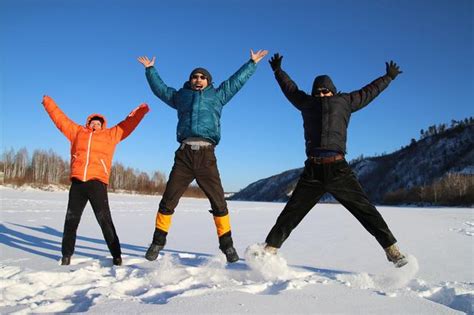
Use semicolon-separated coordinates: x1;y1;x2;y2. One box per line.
1;186;473;314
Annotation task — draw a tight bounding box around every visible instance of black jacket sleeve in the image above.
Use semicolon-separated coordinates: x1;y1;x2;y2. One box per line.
274;69;313;110
346;75;392;112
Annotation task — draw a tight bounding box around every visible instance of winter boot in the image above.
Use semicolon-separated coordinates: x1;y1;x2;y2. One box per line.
145;243;164;261
384;244;408;268
113;256;122;266
61;256;71;265
221;246;239;263
264;244;278;255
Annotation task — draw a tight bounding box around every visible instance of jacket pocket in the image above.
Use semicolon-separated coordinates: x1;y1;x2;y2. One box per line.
100;159;109;175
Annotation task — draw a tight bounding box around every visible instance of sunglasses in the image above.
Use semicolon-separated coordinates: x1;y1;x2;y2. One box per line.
316;88;331;95
191;74;207;80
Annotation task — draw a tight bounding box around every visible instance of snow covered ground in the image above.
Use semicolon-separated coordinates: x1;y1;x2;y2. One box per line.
1;186;473;314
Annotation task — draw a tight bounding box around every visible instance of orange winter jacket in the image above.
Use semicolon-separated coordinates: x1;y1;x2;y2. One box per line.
42;95;149;185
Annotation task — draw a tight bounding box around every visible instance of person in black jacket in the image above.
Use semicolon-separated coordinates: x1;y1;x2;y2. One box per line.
264;53;407;268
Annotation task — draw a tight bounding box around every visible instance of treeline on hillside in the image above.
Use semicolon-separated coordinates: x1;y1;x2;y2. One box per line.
383;173;474;206
0;148;206;198
419;117;473;140
352;117;474;161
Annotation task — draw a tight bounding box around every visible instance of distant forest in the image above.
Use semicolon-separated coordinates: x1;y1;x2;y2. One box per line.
0;148;206;198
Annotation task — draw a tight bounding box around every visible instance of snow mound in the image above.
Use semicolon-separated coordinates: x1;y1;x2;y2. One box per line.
335;254;419;292
244;243;292;281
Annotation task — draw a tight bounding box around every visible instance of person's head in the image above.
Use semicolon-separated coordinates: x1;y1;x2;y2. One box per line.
312;75;337;97
87;115;105;131
189;68;212;91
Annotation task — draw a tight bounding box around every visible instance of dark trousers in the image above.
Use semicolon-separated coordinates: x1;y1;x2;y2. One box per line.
152;144;232;248
265;159;397;249
62;179;121;258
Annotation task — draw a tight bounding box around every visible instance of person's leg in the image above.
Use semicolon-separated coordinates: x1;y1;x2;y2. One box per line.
326;161;397;249
147;147;195;261
62;180;88;261
265;161;326;249
87;180;122;261
194;148;238;261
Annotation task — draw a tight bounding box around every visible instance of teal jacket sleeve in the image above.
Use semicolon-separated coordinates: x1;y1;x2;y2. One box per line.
145;66;177;109
216;59;257;105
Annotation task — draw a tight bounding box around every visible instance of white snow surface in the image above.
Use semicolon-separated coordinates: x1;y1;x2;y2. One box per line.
1;186;473;314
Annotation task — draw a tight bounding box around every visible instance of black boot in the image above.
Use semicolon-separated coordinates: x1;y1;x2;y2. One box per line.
61;256;71;265
145;244;164;261
113;256;122;266
218;231;239;263
221;246;239;263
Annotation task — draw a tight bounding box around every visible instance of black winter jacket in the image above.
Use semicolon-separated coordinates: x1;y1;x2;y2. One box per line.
274;69;392;156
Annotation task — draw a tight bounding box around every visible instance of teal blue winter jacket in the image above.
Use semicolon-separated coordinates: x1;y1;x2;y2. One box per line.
145;60;257;145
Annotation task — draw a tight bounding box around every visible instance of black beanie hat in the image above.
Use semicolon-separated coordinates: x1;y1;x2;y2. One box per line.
312;75;337;96
189;68;212;84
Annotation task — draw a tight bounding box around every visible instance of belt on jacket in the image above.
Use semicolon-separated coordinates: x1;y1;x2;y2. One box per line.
309;154;345;164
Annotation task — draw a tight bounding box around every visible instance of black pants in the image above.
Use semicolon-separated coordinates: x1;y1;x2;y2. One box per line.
265;159;397;249
62;179;121;258
152;144;232;249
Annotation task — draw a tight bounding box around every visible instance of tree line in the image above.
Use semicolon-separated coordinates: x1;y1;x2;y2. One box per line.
383;173;474;206
0;147;206;198
419;117;473;140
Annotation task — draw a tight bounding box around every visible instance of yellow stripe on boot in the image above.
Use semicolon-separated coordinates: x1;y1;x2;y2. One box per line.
213;214;231;237
155;212;172;232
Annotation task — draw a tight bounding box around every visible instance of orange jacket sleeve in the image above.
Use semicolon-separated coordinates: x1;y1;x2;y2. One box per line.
42;95;80;142
109;103;150;143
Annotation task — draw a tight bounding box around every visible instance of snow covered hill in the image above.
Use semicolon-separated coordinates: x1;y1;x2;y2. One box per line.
231;122;474;204
1;186;473;314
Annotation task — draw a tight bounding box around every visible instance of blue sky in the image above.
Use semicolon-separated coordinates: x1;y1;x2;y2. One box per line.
1;0;473;191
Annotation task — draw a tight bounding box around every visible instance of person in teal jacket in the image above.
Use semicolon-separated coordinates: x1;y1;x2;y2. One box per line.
138;49;268;263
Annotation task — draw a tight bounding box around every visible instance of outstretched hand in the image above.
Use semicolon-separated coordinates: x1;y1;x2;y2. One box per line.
137;56;156;68
269;53;283;72
250;49;269;64
385;60;402;80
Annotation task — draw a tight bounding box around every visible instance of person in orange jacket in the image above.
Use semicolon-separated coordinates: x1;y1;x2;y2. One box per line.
42;95;149;266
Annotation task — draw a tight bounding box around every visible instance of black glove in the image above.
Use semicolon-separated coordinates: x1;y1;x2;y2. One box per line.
269;53;283;72
385;60;402;80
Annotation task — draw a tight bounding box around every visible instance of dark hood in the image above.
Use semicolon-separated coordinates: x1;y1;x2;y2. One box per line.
312;75;337;96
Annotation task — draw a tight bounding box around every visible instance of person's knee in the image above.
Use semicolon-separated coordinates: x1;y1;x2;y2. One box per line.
158;202;175;215
65;208;82;221
209;207;228;216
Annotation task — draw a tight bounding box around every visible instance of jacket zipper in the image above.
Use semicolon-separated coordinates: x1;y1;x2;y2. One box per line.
100;159;109;175
83;132;93;181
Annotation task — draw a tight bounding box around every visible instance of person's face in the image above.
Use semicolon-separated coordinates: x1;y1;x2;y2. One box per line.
315;88;333;98
89;119;103;131
190;73;209;91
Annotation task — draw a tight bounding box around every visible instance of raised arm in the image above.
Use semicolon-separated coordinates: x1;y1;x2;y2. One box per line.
42;95;81;141
138;56;177;109
109;103;150;142
270;53;313;110
347;61;402;112
216;49;268;105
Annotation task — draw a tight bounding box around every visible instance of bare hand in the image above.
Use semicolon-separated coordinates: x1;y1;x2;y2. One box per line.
250;49;269;64
137;56;156;68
